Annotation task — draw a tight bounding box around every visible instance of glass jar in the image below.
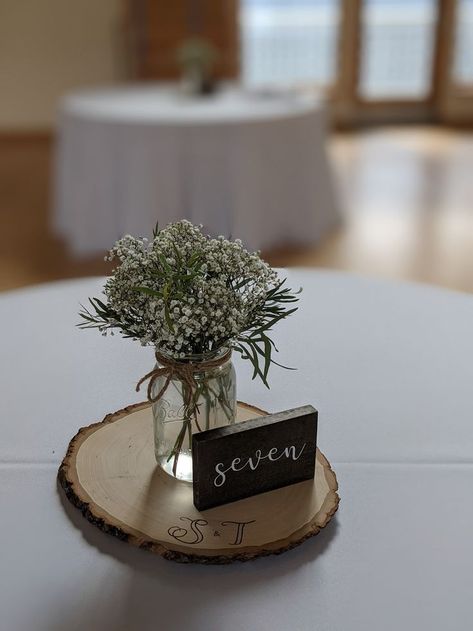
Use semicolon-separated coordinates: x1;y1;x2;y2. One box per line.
151;348;236;482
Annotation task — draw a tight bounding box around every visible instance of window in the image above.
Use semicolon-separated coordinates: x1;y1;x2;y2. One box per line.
359;0;438;99
240;0;342;88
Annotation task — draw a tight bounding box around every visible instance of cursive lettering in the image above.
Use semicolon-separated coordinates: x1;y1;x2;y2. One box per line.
213;443;307;487
221;520;256;545
168;517;256;547
168;517;208;545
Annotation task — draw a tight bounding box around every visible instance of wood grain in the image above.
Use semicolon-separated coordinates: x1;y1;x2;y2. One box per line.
58;401;339;564
192;405;318;511
126;0;239;80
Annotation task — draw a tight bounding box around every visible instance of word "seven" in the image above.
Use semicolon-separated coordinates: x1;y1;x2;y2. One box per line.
214;443;307;487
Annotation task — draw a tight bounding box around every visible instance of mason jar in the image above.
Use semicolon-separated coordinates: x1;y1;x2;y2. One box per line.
151;348;236;482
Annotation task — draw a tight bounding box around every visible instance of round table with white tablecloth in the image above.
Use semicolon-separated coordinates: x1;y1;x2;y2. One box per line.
53;84;339;256
1;269;473;630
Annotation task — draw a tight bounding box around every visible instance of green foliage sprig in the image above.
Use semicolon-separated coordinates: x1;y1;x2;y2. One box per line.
79;221;301;387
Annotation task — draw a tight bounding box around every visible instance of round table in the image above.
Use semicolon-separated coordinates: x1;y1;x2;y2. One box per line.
1;270;473;630
53;84;339;257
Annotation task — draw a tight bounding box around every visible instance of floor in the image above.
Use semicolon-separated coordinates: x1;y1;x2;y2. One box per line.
1;126;472;294
272;127;473;293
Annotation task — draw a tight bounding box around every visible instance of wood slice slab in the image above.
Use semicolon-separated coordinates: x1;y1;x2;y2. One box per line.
58;401;339;564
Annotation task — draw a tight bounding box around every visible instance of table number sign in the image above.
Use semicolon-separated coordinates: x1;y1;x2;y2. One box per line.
192;405;318;511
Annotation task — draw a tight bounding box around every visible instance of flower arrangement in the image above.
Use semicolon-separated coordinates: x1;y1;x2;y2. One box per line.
80;220;299;385
79;220;300;479
177;38;218;95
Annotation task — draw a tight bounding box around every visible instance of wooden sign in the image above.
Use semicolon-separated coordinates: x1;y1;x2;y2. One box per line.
192;405;318;511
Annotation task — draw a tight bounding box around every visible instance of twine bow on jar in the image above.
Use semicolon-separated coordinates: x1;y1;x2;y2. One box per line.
136;348;232;406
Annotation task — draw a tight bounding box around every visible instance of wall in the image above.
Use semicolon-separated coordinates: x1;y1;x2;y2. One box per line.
129;0;239;79
0;0;124;130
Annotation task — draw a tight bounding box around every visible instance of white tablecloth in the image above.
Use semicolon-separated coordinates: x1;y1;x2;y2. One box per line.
1;270;473;630
54;85;339;256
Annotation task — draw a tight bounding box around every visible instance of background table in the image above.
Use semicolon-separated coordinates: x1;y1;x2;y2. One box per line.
1;270;473;630
54;84;339;256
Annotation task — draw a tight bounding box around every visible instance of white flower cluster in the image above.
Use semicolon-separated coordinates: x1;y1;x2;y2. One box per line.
101;220;278;358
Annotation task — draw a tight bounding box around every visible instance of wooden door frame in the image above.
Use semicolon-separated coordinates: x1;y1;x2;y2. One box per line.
334;0;447;126
433;0;473;124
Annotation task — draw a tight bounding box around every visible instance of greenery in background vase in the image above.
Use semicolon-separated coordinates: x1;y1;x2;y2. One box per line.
177;38;218;95
78;220;300;478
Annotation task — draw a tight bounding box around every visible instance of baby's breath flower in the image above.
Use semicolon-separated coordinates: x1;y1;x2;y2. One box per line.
79;220;300;383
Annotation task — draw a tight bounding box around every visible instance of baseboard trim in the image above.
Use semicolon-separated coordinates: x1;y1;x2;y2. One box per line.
0;130;53;142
